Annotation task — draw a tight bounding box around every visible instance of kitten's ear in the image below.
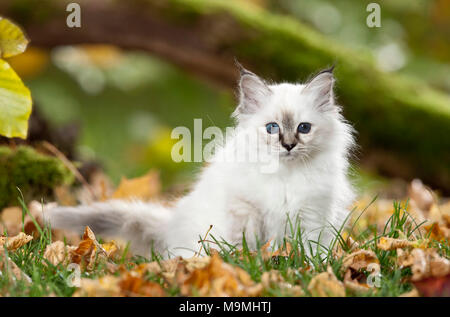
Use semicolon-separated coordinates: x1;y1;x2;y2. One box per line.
235;63;271;117
304;66;336;111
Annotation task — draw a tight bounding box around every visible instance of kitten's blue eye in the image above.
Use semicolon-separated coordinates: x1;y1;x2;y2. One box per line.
297;122;311;134
266;122;280;134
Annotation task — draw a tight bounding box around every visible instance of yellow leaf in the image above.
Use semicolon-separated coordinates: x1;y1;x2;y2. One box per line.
0;17;29;58
102;240;119;259
0;59;32;138
112;170;161;200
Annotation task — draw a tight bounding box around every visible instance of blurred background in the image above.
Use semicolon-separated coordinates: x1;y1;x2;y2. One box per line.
1;0;449;200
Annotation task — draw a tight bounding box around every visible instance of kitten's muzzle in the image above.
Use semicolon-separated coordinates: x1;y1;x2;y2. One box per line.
282;142;297;152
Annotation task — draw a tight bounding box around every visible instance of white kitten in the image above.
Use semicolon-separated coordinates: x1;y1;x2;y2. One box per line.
45;66;355;258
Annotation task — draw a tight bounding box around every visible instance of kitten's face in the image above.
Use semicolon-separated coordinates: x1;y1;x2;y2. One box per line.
234;67;341;163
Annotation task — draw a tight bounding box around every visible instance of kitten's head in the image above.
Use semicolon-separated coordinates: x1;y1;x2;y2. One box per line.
232;65;353;163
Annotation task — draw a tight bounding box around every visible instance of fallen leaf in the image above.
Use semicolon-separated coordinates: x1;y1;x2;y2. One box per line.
69;226;107;270
101;240;119;259
344;279;371;294
112;170;161;201
73;275;121;297
0;232;33;251
179;253;262;296
74;263;166;297
307;267;345;297
423;222;449;242
119;272;166;297
342;249;378;271
398;248;450;281
43;241;76;266
261;270;304;296
377;237;415;251
183;256;211;272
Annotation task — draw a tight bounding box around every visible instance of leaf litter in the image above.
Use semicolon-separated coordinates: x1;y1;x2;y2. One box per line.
0;173;449;297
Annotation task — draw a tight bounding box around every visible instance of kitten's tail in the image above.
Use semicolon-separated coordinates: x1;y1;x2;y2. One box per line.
43;200;172;256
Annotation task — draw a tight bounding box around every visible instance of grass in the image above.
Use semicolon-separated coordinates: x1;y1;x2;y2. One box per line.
1;196;448;297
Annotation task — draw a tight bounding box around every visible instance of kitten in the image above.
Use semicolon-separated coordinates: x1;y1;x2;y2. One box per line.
44;65;356;258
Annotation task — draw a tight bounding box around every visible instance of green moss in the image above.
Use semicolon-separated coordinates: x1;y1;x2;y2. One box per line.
0;145;74;209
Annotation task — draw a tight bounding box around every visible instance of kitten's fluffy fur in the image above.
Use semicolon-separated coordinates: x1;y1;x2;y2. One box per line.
45;66;355;258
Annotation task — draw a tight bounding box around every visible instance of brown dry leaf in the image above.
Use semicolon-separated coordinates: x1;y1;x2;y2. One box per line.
340;249;379;294
398;248;450;281
74;272;166;297
74;262;166;297
424;222;449;242
260;240;297;262
69;226;107;270
345;236;360;252
119;272;166;297
260;239;273;260
0;247;32;283
136;256;210;286
73;275;121;297
307;267;345;297
134;262;163;276
112;170;161;201
261;270;304;296
344;279;371;294
179;253;262;296
343;267;374;295
183;256;211;272
43;241;76;266
121;257;180;286
377;237;415;251
342;249;378;271
333;235;360;259
272;242;293;257
0;232;33;251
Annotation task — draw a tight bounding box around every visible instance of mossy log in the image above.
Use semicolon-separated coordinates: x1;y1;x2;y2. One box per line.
0;146;73;209
2;0;449;192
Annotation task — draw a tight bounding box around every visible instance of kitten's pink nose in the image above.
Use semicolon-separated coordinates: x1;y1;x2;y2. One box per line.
282;143;297;151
